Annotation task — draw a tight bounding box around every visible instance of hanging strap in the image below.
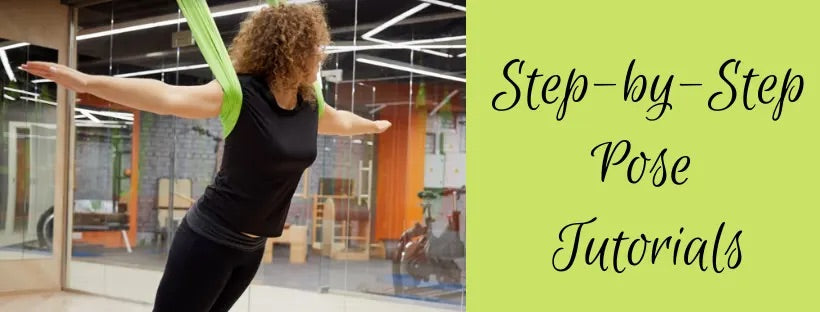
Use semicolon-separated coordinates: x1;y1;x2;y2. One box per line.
178;0;327;138
177;0;242;138
314;72;326;117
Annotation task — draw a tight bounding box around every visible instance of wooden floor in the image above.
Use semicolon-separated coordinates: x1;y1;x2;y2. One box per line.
0;291;151;312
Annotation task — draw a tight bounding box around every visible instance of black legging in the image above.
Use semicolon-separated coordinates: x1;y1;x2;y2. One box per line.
153;218;264;312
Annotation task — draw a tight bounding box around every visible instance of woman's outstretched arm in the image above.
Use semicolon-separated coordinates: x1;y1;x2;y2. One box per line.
21;61;224;119
318;104;392;135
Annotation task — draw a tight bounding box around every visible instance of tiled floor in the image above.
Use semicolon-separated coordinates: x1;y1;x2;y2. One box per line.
65;260;463;312
72;246;466;305
0;291;151;312
0;290;463;312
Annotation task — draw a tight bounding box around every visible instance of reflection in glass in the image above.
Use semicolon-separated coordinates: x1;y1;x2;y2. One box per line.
327;0;467;307
64;0;466;310
0;38;58;260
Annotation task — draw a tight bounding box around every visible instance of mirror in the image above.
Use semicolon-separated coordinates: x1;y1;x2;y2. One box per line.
0;38;59;260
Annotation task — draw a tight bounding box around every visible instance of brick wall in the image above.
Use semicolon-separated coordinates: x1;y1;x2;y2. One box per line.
135;113;222;241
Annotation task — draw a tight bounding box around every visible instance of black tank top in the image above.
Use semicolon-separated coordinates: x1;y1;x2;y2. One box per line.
189;74;318;240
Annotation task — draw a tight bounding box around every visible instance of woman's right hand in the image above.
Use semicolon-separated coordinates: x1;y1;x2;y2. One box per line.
20;61;90;93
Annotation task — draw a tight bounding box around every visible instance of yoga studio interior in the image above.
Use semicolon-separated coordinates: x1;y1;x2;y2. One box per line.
0;0;466;310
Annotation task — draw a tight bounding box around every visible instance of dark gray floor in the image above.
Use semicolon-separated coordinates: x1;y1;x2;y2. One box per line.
72;245;466;307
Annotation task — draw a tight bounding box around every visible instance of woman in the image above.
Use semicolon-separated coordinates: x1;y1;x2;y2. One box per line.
22;4;389;312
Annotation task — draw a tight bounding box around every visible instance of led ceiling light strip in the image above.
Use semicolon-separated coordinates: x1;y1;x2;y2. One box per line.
400;35;465;45
1;51;17;81
0;42;30;51
20;96;57;105
77;18;186;40
420;0;466;12
326;44;465;50
77;1;318;40
4;87;39;97
76;108;134;121
366;37;452;58
325;44;466;55
362;3;430;39
79;110;102;122
76;1;461;59
361;3;456;58
14;92;134;122
357;57;465;83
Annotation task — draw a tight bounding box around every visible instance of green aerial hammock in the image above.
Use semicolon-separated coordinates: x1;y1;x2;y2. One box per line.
176;0;327;138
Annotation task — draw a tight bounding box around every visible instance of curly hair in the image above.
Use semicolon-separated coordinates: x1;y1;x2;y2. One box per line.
229;3;330;102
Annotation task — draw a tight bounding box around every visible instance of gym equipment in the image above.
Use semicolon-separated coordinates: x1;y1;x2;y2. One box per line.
392;186;466;293
36;135;132;252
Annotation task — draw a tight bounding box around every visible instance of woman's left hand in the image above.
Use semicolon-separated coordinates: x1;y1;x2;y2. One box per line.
373;120;392;133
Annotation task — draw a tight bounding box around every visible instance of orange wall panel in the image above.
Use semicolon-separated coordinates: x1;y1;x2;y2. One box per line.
374;105;426;240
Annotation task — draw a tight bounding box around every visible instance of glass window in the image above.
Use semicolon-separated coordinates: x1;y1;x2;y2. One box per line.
66;1;466;310
0;39;59;260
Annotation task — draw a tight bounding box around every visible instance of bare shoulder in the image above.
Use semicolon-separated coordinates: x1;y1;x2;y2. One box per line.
167;79;225;119
202;80;225;101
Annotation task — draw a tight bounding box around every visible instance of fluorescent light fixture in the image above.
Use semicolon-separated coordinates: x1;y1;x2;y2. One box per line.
363;3;430;39
0;50;16;82
420;0;466;11
400;35;465;45
326;44;466;50
210;4;266;18
324;44;466;55
32;78;53;84
77;1;318;40
79;110;102;123
361;3;458;58
0;42;29;51
114;64;209;78
367;37;453;58
77;18;185;40
4;87;39;97
3;94;16;101
15;93;134;122
357;56;465;83
20;96;57;105
457;52;466;58
76;108;134;121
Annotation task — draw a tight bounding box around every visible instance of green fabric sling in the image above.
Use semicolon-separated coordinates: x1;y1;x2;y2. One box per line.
177;0;326;138
176;0;242;138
